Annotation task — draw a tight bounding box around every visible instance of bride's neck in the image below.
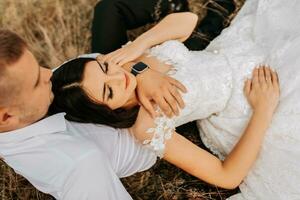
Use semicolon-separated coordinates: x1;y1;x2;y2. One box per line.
123;90;139;109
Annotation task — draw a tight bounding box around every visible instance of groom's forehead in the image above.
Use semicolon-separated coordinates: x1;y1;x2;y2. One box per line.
10;49;39;86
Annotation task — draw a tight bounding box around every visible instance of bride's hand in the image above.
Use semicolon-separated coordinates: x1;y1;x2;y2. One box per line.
101;39;149;66
244;66;280;115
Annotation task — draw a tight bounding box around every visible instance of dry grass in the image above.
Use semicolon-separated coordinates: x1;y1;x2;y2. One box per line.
0;0;244;199
0;0;98;67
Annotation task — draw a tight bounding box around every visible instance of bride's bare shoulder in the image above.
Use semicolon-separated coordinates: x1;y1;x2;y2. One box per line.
131;105;157;142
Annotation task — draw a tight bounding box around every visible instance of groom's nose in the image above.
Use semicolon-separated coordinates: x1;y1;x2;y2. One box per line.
41;67;53;83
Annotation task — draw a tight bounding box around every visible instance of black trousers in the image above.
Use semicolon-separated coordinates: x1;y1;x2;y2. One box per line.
91;0;235;54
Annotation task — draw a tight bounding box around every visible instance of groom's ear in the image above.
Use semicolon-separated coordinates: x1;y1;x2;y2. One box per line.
0;107;19;130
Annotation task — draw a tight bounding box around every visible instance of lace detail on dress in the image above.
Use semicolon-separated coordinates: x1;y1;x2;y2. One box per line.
147;40;190;66
196;0;300;198
143;108;176;158
143;40;233;157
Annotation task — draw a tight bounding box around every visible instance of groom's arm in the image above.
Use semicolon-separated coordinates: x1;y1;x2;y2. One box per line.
1;133;133;200
110;128;157;178
91;0;189;54
91;0;156;54
62;150;133;200
68;122;157;179
92;0;236;52
184;0;236;50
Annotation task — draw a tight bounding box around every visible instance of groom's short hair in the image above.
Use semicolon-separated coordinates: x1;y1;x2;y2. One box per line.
0;29;27;106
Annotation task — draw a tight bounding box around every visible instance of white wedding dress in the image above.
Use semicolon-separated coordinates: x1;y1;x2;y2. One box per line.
144;0;300;199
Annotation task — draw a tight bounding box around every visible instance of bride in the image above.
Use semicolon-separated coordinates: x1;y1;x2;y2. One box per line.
50;0;299;199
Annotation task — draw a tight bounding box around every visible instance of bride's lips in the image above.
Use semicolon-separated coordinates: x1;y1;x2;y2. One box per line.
124;73;130;89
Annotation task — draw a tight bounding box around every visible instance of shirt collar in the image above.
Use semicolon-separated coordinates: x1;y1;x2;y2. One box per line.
0;113;67;143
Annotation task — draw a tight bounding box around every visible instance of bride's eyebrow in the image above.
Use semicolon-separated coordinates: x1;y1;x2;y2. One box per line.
97;60;105;72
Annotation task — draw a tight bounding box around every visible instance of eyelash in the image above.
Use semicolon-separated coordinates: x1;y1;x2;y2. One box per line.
103;62;113;100
108;87;113;99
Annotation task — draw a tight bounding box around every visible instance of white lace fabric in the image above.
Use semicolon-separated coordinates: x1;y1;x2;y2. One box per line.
138;0;300;199
200;0;300;199
142;107;176;158
142;40;233;158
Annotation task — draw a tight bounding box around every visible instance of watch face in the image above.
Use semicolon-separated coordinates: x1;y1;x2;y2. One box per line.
134;62;148;71
131;62;149;76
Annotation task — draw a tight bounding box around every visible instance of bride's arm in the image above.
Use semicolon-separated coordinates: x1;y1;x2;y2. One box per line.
135;12;198;46
130;66;280;189
101;12;198;66
130;107;272;189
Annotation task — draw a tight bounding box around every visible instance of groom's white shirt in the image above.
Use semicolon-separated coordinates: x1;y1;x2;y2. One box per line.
0;113;157;199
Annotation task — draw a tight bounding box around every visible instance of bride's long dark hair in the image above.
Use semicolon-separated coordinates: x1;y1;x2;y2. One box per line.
48;57;140;128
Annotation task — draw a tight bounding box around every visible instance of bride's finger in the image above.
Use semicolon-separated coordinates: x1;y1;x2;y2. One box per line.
96;55;105;63
105;49;122;62
119;57;129;66
265;66;272;86
119;55;131;66
244;78;251;96
275;72;280;93
252;67;259;88
155;96;172;118
138;94;157;118
167;77;187;93
163;91;179;116
110;53;123;65
169;85;185;109
102;55;112;63
271;70;280;89
101;55;108;62
102;51;116;61
113;54;126;65
258;66;266;84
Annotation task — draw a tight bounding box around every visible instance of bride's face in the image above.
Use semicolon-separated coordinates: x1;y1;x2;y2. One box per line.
81;60;137;109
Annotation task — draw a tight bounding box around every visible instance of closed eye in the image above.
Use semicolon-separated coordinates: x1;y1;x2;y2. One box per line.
97;60;113;101
104;62;113;100
104;84;113;101
103;62;113;100
108;86;113;100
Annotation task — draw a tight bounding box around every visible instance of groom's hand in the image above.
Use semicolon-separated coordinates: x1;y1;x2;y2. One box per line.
136;68;187;118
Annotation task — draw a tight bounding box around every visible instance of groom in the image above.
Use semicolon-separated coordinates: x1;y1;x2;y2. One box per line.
0;29;187;199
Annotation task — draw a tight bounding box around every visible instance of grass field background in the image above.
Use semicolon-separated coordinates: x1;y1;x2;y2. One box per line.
0;0;244;199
